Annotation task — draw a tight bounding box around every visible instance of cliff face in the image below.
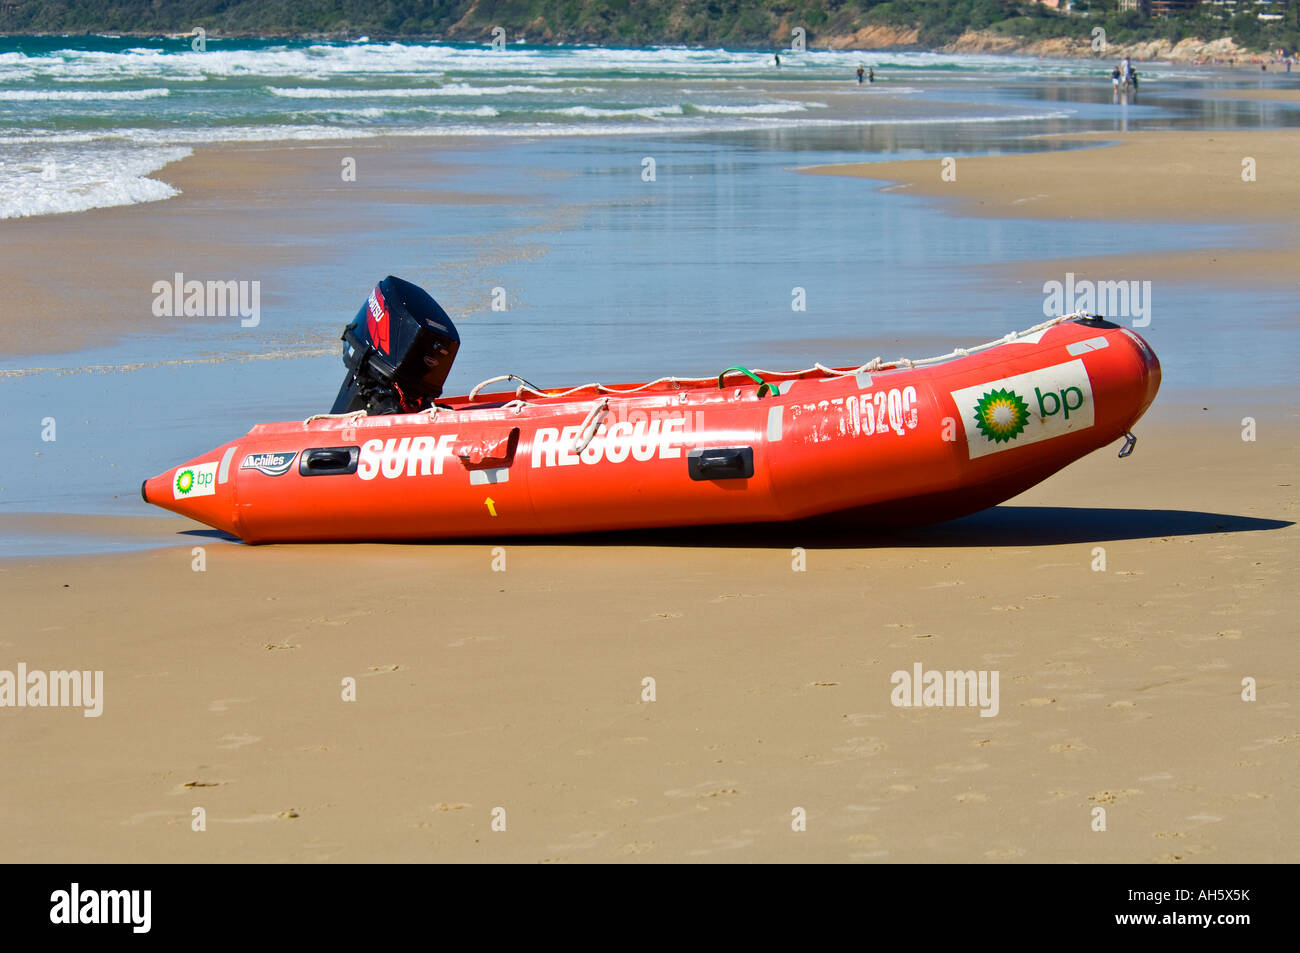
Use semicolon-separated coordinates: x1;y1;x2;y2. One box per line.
825;25;921;51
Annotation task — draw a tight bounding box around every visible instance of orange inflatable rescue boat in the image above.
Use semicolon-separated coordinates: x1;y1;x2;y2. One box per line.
143;276;1160;543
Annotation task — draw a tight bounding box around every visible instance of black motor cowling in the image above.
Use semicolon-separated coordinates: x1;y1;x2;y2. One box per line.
330;276;460;415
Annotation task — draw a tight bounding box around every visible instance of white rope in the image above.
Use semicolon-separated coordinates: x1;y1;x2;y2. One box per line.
468;373;545;401
303;409;369;425
570;398;610;453
466;313;1086;402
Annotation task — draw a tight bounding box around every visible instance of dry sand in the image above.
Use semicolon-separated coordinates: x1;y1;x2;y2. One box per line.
1209;88;1300;103
801;129;1300;224
0;422;1296;863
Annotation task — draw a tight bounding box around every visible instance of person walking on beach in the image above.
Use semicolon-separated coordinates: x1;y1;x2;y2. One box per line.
1112;65;1121;96
857;64;865;85
868;67;875;83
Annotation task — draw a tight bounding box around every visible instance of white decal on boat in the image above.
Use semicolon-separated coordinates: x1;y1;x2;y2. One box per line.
532;418;686;468
951;359;1095;460
173;461;219;499
847;386;919;437
357;435;458;480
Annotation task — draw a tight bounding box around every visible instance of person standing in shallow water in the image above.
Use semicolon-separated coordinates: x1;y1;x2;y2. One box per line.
774;52;780;68
857;65;864;84
868;67;875;83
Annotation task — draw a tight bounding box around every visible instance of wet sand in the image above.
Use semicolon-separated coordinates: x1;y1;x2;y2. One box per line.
0;139;493;358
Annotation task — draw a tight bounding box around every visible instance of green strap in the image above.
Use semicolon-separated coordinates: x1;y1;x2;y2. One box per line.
718;366;780;398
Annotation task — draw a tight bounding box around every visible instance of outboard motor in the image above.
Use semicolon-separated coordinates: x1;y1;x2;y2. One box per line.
330;276;460;415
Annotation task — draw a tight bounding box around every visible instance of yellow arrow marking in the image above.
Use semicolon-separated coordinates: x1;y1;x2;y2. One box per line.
484;497;497;517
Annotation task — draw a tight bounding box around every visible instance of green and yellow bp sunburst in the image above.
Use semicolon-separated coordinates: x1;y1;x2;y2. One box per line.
973;387;1031;443
175;469;195;495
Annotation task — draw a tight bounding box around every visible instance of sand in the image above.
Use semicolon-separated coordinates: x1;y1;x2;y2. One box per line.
1209;88;1300;103
801;130;1300;224
0;419;1296;863
0;139;496;358
3;128;1298;863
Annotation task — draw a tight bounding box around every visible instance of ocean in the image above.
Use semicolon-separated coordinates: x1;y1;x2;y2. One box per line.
3;34;1272;219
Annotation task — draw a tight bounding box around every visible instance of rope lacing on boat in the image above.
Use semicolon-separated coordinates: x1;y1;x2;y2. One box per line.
466;312;1085;403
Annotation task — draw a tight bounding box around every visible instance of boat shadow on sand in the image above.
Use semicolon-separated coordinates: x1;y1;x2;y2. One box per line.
180;507;1292;549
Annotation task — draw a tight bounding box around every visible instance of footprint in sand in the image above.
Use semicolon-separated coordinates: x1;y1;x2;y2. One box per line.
362;664;401;676
208;698;252;713
1021;697;1057;707
1049;741;1092;754
173;780;229;795
687;835;754;856
934;761;989;775
218;733;260;750
615;841;655;855
816;737;885;765
546;831;608;852
955;792;988;803
664;781;742;799
122;810;185;827
985;846;1026;858
447;634;504;648
1087;789;1140;805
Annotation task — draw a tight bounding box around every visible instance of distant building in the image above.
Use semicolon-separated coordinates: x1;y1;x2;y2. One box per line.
1148;0;1199;15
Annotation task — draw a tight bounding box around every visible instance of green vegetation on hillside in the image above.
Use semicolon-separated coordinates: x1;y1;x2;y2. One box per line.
0;0;1296;53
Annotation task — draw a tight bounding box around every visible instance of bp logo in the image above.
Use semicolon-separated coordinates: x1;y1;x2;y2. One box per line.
171;461;218;500
973;387;1031;443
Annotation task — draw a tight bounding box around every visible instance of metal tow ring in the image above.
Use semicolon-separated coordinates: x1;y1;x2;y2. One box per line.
1118;432;1137;459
